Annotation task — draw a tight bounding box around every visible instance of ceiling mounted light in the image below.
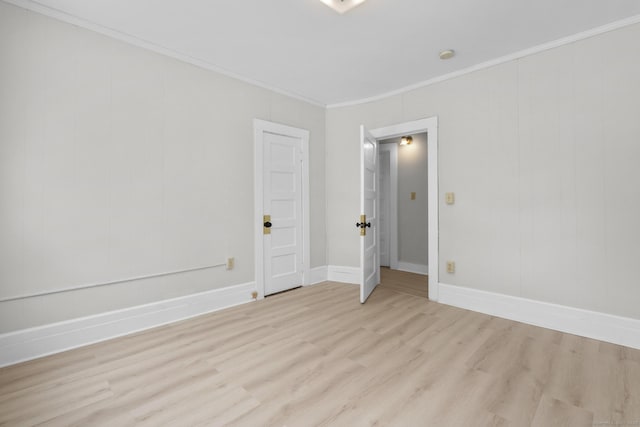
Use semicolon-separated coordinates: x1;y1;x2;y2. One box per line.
320;0;367;14
400;136;413;146
439;49;456;60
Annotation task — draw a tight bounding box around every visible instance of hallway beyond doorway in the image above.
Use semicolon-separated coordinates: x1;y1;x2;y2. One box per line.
379;267;428;299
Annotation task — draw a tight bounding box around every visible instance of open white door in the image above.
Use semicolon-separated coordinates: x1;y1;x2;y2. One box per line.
360;125;380;303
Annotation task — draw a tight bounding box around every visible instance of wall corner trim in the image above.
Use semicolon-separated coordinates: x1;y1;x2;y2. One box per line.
0;281;257;368
439;283;640;350
327;265;360;284
307;266;329;285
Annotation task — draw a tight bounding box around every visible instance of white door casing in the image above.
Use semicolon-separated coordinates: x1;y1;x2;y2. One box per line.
360;125;380;303
370;117;439;301
254;119;310;298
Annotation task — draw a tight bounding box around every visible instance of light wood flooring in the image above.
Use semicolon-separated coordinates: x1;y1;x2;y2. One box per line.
1;281;639;426
379;267;428;298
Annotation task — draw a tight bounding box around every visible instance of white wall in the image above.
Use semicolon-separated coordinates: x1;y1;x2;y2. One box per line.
378;149;391;266
396;134;428;266
0;2;326;332
326;22;640;320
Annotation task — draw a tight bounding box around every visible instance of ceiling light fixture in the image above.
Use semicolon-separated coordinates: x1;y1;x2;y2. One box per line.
439;49;456;60
400;136;413;146
320;0;367;14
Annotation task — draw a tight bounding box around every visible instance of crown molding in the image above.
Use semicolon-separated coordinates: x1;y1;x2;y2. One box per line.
2;0;326;108
327;13;640;109
4;0;640;110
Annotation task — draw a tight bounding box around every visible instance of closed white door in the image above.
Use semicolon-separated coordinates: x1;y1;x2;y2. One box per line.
262;131;304;295
360;125;379;303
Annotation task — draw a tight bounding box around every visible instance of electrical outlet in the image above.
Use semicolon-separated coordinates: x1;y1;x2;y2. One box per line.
411;192;416;200
226;257;235;270
446;261;455;274
445;192;455;205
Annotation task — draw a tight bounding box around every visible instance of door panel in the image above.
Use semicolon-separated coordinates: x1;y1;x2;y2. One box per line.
360;126;379;303
263;132;303;295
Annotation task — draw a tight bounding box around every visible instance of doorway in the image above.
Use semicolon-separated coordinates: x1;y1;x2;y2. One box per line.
254;119;310;298
378;132;429;298
359;117;439;302
379;267;429;298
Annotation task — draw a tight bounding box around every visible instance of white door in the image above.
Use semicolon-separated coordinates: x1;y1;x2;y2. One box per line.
360;125;380;303
262;130;304;296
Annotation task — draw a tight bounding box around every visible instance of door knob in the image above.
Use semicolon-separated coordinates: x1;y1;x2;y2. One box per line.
356;214;370;236
263;215;272;235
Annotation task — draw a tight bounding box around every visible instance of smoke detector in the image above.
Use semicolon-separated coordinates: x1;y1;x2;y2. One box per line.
439;50;456;60
320;0;367;14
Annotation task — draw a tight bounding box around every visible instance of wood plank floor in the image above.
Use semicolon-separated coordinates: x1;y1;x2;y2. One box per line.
1;280;639;426
378;267;428;298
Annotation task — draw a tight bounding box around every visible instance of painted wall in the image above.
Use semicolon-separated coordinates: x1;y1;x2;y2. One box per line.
397;133;428;266
0;2;326;332
326;22;640;320
378;148;391;266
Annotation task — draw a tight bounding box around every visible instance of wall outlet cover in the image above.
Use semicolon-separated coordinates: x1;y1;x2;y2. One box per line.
445;192;455;204
446;261;455;274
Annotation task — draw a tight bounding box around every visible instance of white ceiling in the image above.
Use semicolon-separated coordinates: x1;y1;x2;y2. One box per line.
15;0;640;106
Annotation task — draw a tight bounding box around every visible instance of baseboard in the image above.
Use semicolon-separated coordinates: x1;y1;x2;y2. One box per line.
397;262;428;275
327;265;360;284
438;283;640;350
0;281;257;368
306;266;328;285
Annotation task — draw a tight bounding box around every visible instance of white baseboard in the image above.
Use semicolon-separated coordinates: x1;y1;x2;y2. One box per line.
397;262;428;275
439;283;640;350
327;265;360;284
306;266;328;285
0;282;257;368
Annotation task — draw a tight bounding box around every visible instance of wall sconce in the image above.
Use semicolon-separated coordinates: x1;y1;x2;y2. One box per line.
400;136;413;146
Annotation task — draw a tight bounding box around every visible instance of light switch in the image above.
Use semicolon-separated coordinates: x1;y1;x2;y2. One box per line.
410;192;416;200
445;192;455;205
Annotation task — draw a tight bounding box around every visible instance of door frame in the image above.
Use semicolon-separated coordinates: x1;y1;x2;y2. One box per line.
253;119;310;299
378;143;399;270
370;117;439;301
